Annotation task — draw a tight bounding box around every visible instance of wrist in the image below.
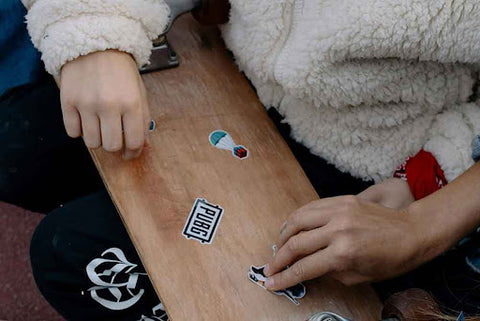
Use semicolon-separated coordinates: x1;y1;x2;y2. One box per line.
405;201;454;263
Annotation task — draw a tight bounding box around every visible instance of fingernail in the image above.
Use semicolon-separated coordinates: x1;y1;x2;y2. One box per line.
265;278;274;289
264;264;270;275
149;119;156;132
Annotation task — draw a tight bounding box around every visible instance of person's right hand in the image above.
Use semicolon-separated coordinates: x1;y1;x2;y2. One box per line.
60;50;151;160
263;196;426;291
357;178;415;210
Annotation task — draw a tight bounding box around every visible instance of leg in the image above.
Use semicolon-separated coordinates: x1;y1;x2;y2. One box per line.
0;75;104;213
30;190;168;321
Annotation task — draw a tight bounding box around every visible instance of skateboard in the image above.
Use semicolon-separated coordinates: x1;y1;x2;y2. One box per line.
89;15;382;321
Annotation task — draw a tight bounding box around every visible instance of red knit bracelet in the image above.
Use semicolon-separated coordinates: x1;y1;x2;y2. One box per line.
393;150;447;200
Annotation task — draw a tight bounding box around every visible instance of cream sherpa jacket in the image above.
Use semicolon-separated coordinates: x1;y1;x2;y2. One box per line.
21;0;170;76
23;0;480;182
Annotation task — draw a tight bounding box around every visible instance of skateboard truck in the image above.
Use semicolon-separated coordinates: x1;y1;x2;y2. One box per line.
139;34;178;74
140;0;230;73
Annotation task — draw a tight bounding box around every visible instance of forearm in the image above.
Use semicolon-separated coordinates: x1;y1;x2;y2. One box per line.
23;0;170;77
408;162;480;261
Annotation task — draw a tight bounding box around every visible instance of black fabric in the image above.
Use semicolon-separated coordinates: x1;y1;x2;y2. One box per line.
30;190;162;321
0;74;104;212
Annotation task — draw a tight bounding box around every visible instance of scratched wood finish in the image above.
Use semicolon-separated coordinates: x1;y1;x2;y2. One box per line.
90;15;382;321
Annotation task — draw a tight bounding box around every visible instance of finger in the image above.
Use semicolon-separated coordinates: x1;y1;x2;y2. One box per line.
291;196;349;213
277;196;358;249
81;113;101;148
140;79;151;147
276;208;330;250
265;247;334;291
61;104;81;138
265;227;329;277
143;107;152;147
122;110;144;160
100;114;122;152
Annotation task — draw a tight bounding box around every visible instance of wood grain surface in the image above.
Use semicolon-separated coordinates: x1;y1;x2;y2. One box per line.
90;15;382;321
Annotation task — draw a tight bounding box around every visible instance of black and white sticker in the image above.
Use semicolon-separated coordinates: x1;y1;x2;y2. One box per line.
182;198;224;244
247;265;306;305
247;244;306;305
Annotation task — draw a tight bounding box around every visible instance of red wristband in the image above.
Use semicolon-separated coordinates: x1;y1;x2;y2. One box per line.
393;150;447;200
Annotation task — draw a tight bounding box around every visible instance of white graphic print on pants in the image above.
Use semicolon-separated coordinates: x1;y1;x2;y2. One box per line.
85;247;168;320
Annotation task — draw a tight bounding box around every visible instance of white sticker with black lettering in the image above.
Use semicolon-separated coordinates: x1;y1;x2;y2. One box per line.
182;198;224;245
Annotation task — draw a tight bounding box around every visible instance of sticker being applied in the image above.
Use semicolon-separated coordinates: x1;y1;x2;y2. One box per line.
209;130;248;159
182;198;224;244
248;265;306;305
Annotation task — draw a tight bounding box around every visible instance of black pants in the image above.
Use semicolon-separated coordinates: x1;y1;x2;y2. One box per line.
0;74;104;213
30;190;167;321
3;76;479;320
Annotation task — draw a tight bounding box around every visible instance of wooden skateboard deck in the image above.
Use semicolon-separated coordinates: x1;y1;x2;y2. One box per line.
90;15;382;321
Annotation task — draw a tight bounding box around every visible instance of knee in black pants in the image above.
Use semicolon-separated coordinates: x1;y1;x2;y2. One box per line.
30;191;166;321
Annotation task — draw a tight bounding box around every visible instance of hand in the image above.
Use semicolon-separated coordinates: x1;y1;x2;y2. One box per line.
263;196;430;291
60;50;151;160
358;178;414;210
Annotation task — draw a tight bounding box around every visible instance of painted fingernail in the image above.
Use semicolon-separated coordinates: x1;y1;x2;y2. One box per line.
149;119;156;132
264;264;270;275
265;278;274;289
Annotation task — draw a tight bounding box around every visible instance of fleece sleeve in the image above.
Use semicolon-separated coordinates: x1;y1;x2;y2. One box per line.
21;0;170;77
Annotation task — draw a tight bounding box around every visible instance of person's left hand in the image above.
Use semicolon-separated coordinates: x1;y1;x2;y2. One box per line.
263;196;428;291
